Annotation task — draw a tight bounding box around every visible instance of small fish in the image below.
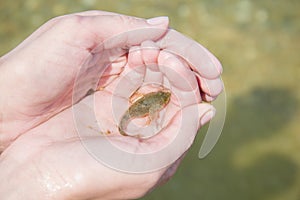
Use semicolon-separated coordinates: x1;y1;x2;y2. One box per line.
118;90;171;136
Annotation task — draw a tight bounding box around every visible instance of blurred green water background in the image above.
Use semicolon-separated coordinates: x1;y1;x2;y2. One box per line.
1;0;299;199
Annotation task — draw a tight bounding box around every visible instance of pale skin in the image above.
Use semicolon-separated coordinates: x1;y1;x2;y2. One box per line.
0;11;223;199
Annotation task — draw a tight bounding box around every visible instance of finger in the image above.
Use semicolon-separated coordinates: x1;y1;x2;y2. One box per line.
196;75;224;97
127;40;161;72
201;93;218;102
156;29;222;79
198;103;216;128
141;40;160;68
157;50;198;92
128;46;144;68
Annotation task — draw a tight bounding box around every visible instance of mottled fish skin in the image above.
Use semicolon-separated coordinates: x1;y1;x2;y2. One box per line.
119;91;171;136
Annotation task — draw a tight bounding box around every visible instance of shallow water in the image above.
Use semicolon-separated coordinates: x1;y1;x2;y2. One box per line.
1;0;299;199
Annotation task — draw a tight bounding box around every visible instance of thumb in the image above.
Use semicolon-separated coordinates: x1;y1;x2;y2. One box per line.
10;12;169;57
59;12;170;50
85;14;169;50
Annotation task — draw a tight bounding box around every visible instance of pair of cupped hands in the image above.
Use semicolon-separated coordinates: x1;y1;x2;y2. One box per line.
0;11;222;199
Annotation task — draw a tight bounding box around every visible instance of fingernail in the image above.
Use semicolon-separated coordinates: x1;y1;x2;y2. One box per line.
200;110;215;126
147;16;169;25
